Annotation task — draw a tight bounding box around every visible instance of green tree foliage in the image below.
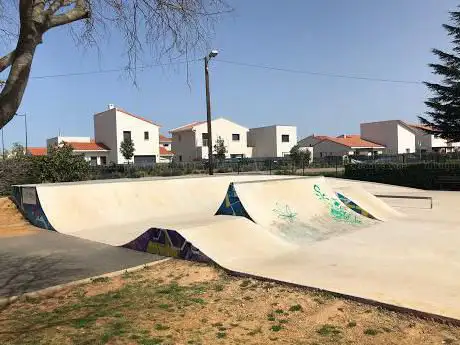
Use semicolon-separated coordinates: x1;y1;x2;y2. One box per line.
213;136;227;160
37;142;90;182
120;139;135;163
420;7;460;141
290;145;311;166
10;142;25;158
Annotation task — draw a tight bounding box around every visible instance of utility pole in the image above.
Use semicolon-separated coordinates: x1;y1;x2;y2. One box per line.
16;113;27;153
204;50;218;175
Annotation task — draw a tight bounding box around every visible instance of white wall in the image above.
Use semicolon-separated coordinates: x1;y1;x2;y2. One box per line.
299;146;314;162
94;108;118;163
115;110;160;164
361;121;399;154
397;124;416;153
276;126;297;157
79;151;110;166
193;118;251;159
313;140;349;158
46;136;91;147
171;130;197;162
247;126;277;157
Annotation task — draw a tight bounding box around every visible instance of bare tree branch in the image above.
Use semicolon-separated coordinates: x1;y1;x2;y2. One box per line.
0;50;14;73
47;0;89;29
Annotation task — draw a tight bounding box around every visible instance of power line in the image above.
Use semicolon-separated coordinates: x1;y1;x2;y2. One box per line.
215;59;424;85
29;59;201;80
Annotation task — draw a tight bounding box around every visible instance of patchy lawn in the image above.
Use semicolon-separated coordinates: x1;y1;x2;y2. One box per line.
0;259;459;345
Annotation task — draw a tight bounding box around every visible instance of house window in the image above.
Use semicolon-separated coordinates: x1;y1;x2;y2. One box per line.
144;131;149;140
179;155;183;162
281;134;290;143
232;134;240;141
406;148;410;153
178;134;181;142
90;156;97;166
123;131;131;141
100;156;107;165
202;133;209;146
163;143;169;147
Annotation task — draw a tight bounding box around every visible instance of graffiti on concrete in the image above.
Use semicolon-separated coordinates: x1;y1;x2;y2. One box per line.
215;183;253;221
12;186;55;231
336;192;377;220
123;228;210;262
273;203;297;223
313;184;361;224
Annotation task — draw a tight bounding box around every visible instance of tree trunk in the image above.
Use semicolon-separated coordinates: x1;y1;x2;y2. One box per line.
0;4;42;129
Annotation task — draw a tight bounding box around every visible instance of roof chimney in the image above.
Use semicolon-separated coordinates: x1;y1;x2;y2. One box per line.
108;104;115;110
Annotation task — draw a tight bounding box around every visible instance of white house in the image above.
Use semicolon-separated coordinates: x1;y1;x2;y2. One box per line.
408;124;460;153
94;105;160;164
360;120;416;154
361;120;460;154
247;125;297;158
170;118;252;162
298;134;385;159
45;136;110;166
159;134;174;163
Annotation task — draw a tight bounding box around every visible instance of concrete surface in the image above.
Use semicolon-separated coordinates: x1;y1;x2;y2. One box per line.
0;230;162;297
13;174;460;321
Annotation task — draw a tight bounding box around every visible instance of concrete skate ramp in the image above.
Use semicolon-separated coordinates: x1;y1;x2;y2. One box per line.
335;185;403;221
217;177;378;244
31;175;295;236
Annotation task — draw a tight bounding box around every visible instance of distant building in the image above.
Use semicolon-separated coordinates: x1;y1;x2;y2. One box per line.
46;136;110;165
159;135;174;163
298;134;385;159
247;125;297;158
170;118;252;162
360;120;460;154
29;105;164;165
94;105;160;164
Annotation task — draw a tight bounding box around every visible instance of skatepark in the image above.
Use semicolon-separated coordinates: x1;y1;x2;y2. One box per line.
7;174;460;323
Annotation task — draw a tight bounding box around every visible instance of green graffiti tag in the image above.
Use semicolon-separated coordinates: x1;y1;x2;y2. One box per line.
273;203;298;223
313;184;361;224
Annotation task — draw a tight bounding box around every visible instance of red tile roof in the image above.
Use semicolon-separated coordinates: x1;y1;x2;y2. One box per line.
159;146;174;155
170;121;207;133
27;147;47;156
317;136;385;148
65;142;110;151
407;123;439;132
159;135;172;142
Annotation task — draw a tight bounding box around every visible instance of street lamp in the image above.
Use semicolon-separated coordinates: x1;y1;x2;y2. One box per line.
204;50;218;175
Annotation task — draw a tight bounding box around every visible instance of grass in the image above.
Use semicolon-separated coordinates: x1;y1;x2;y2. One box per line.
216;332;226;339
270;325;283;332
1;259;460;345
154;323;170;331
364;328;380;336
317;324;342;337
288;304;303;312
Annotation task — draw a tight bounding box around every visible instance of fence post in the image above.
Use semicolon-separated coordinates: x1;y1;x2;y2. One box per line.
302;159;305;176
237;160;240;175
335;157;338;177
269;159;272;175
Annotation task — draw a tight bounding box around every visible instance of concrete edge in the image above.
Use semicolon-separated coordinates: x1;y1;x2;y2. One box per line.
220;267;460;327
0;258;171;309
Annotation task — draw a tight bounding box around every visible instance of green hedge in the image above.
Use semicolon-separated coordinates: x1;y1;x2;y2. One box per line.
344;162;460;189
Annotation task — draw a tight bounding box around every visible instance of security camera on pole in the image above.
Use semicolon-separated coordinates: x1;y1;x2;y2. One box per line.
204;50;218;175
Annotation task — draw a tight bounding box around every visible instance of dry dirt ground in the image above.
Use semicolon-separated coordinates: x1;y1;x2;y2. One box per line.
0;198;38;238
0;259;459;345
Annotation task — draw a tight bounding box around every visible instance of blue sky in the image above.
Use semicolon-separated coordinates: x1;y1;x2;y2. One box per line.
1;0;458;148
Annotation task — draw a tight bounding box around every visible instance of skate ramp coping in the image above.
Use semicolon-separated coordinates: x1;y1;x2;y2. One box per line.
374;194;433;209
